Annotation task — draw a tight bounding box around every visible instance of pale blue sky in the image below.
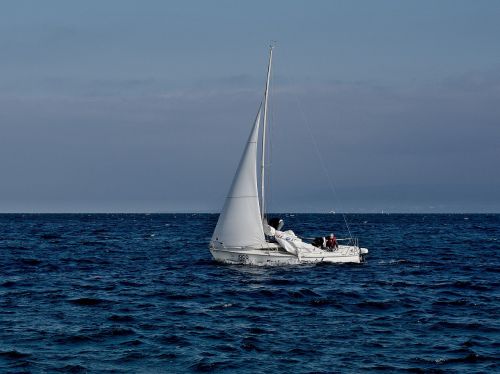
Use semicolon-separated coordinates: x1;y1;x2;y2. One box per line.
1;1;499;212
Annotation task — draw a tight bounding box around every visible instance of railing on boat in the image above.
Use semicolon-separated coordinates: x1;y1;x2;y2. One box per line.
337;238;359;247
302;237;360;247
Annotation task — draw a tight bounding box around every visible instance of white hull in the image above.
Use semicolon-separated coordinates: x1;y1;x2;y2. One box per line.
210;244;367;266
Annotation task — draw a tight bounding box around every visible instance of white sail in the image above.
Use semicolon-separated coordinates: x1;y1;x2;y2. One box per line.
211;108;266;248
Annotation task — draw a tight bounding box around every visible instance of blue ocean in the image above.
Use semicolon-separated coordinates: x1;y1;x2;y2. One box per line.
0;213;498;373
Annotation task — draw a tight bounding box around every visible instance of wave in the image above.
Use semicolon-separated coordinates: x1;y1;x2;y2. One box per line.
68;297;110;306
157;334;190;347
0;350;31;359
355;300;394;310
53;364;88;373
81;241;107;247
120;352;147;361
189;358;236;372
413;351;497;365
1;280;17;288
432;298;470;307
107;314;135;322
19;258;41;266
241;337;263;352
92;327;136;340
431;321;499;333
41;233;61;240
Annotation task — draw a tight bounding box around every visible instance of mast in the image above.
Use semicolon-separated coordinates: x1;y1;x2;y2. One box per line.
260;44;273;221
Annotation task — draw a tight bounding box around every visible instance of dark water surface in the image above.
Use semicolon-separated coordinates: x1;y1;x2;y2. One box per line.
0;214;499;373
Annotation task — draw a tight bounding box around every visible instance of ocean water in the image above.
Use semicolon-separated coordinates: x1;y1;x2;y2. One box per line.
0;213;498;373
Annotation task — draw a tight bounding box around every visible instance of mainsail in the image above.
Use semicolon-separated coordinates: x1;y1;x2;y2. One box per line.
211;108;266;248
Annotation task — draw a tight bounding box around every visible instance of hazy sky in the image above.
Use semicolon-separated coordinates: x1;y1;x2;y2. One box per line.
1;0;499;213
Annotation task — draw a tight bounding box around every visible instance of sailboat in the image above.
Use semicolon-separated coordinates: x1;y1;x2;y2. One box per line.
209;46;368;265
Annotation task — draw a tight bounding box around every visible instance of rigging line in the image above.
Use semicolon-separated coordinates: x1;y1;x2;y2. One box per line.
297;98;353;238
281;71;354;239
296;97;354;239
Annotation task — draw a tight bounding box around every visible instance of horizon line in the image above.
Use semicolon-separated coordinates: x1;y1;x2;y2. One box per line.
0;211;498;215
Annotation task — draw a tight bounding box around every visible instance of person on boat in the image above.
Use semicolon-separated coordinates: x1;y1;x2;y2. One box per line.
312;237;326;248
325;234;338;250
